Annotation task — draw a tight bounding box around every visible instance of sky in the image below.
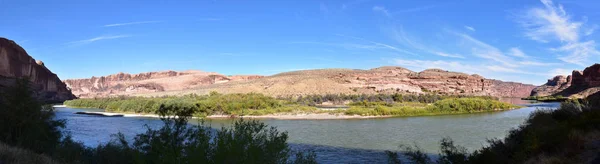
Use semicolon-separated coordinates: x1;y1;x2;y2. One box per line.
2;0;600;85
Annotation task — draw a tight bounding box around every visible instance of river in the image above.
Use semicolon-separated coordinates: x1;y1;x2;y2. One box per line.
54;100;558;163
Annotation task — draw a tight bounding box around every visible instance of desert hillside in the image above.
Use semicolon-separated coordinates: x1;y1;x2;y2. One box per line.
65;66;536;98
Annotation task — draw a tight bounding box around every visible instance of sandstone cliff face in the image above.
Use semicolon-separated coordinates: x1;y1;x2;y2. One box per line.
79;66;536;98
530;75;572;97
532;63;600;98
0;38;75;103
64;71;264;98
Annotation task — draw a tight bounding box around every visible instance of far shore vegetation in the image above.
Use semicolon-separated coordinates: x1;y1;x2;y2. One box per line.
522;95;570;102
64;92;519;117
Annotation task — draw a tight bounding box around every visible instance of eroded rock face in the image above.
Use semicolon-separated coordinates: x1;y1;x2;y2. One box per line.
0;37;75;103
64;71;264;98
335;67;536;97
532;63;600;98
530;75;572;97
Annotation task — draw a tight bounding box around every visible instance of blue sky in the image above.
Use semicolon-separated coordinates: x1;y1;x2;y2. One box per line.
2;0;600;85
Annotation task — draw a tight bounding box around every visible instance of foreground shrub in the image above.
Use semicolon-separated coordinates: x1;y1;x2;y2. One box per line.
0;78;65;154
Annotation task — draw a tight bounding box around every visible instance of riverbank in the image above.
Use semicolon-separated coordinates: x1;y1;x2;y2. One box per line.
64;109;392;120
62;93;520;119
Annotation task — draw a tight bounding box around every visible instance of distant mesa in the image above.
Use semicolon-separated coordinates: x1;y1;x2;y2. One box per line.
0;37;75;103
532;63;600;98
65;66;536;98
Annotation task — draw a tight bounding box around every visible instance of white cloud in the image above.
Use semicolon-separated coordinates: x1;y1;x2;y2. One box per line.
434;52;464;58
519;61;559;66
67;35;131;45
453;32;519;67
372;6;391;17
103;21;161;27
464;26;475;31
508;47;529;58
518;0;599;65
388;27;462;58
520;0;580;42
394;5;436;13
548;68;572;76
486;65;539;75
555;40;600;65
335;34;419;56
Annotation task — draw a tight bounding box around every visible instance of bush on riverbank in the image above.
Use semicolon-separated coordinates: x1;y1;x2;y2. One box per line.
340;98;517;116
285;93;497;106
64;92;301;116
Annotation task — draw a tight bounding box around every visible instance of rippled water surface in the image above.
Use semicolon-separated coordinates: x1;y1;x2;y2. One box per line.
55;101;558;163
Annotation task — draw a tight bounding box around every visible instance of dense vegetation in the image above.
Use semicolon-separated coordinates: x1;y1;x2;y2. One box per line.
522;95;569;102
341;98;518;116
388;97;600;163
0;79;316;164
65;93;515;117
282;93;497;106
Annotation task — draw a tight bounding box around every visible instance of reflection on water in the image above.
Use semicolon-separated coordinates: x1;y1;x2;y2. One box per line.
498;97;537;105
55;102;559;163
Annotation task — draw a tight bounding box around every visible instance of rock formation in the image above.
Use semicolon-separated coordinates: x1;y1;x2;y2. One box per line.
530;75;572;97
531;63;600;98
66;66;536;98
64;71;264;98
0;37;75;103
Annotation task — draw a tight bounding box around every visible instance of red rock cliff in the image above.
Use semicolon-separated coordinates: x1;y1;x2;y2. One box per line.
0;37;75;103
532;63;600;98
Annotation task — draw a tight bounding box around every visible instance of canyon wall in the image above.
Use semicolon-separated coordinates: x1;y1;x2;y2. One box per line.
0;37;75;103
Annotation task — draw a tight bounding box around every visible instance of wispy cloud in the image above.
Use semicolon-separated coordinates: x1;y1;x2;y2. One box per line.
372;6;391;17
518;0;599;65
342;0;370;10
103;21;161;27
452;31;519;67
67;35;131;45
464;26;476;31
548;68;573;76
434;52;465;58
507;47;529;58
198;18;223;21
389;26;463;58
394;5;436;13
335;34;419;56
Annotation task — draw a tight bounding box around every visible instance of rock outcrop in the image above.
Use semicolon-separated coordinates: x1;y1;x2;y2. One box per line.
67;66;536;98
530;75;572;97
0;37;75;103
532;63;600;98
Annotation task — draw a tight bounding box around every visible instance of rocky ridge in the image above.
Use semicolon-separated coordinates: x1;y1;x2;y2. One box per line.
66;66;537;98
531;63;600;98
64;71;263;98
0;37;75;103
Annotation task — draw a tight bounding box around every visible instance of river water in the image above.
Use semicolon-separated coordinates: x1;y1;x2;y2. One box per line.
54;100;558;163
